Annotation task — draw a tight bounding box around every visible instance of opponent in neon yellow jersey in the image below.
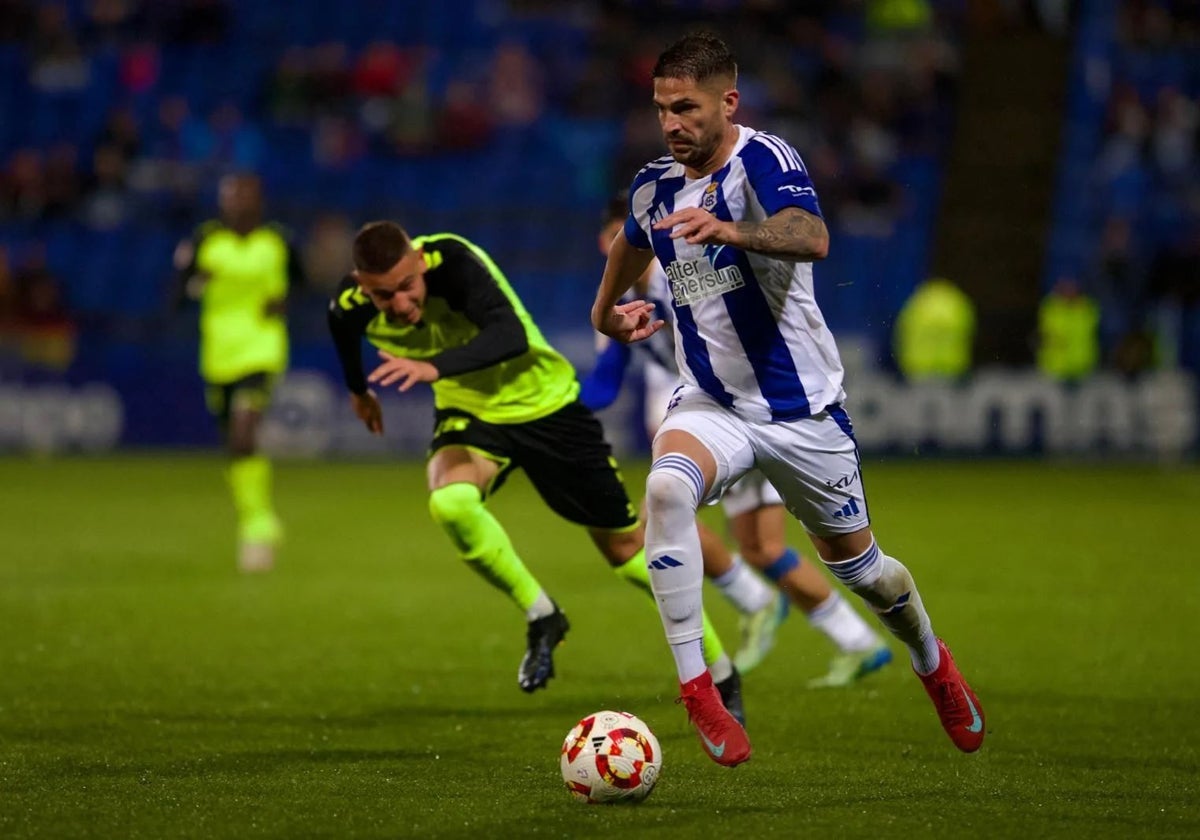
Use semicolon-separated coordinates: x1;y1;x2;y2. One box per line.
328;221;746;716
175;173;304;573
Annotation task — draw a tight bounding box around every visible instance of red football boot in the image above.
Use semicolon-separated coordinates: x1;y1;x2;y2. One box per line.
917;638;986;753
678;671;752;766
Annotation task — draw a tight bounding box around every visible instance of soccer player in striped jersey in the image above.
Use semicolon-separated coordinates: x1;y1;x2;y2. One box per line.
584;194;892;685
591;33;985;767
328;221;745;714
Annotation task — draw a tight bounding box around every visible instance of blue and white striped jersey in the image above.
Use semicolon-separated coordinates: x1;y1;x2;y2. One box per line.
623;125;845;423
639;261;678;375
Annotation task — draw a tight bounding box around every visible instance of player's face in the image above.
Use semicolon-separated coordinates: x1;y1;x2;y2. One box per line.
356;247;429;325
219;176;262;226
653;75;738;173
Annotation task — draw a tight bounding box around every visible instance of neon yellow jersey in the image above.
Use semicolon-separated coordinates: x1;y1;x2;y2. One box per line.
329;233;579;424
191;221;292;384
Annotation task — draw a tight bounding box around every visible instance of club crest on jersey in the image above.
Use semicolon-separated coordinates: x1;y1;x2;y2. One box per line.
701;181;720;211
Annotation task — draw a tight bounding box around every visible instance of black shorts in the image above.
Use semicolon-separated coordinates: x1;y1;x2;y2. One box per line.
430;401;639;531
205;372;277;434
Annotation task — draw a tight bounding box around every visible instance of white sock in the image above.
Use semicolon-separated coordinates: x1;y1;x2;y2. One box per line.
524;591;555;622
644;456;706;682
823;541;940;673
708;652;733;683
671;640;710;684
806;591;883;653
712;554;775;614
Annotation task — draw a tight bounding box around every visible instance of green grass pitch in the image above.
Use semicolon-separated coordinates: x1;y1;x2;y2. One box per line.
1;455;1197;838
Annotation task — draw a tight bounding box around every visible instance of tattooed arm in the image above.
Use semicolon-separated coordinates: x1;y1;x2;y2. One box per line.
731;206;828;261
653;205;829;262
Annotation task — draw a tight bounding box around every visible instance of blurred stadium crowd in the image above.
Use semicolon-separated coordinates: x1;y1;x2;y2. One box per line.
0;0;1197;441
0;0;961;361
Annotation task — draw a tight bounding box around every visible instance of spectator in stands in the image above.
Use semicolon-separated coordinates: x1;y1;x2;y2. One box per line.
488;41;545;128
0;148;46;223
205;101;266;173
436;79;495;151
893;276;976;381
80;143;132;230
308;41;352;118
0;245;17;355
81;0;146;48
266;46;313;126
300;212;354;295
117;39;159;95
1092;215;1149;363
126;94;201;222
1148;220;1200;373
1037;277;1101;383
312;114;366;169
41;143;82;220
13;244;76;371
97;105;143;164
29;2;90;93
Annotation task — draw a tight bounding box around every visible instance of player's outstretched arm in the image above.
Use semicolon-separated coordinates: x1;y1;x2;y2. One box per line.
350;390;384;435
367;351;439;393
591;230;662;344
655;206;828;262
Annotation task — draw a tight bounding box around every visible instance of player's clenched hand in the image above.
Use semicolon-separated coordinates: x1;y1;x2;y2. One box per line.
367;351;440;392
350;390;384;435
653;207;735;246
595;299;665;345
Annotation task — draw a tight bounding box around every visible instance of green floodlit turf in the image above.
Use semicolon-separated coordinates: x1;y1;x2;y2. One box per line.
0;454;1197;839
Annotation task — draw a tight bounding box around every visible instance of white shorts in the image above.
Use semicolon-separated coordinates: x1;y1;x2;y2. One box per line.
654;384;869;537
646;367;786;519
643;362;678;439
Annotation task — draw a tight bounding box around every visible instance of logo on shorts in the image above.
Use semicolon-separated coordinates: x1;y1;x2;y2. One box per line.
832;498;861;519
665;386;684;415
434;416;471;437
825;470;859;490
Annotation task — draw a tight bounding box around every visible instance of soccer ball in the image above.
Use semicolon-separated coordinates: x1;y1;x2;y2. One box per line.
560;710;662;804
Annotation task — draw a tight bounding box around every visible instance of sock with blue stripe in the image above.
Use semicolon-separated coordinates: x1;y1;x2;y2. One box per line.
645;454;708;683
712;554;775;614
824;541;939;673
615;550;731;676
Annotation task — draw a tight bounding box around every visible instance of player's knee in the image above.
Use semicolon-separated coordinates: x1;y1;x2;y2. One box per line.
428;483;483;550
834;544;913;610
645;465;701;521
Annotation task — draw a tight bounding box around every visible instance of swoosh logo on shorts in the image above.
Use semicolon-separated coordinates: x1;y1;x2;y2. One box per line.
963;688;983;733
699;731;726;757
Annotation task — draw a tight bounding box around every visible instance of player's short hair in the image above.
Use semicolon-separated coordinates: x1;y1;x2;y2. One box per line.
354;221;411;273
652;32;737;86
604;190;628;225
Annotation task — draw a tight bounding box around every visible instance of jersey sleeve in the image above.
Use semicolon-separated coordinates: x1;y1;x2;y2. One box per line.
267;222;307;293
739;134;824;219
578;337;632;412
326;274;378;395
425;241;529;378
622;166;661;250
170;222;213;309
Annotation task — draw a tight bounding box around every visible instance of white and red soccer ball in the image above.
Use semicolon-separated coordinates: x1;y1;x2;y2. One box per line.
560;710;662;804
